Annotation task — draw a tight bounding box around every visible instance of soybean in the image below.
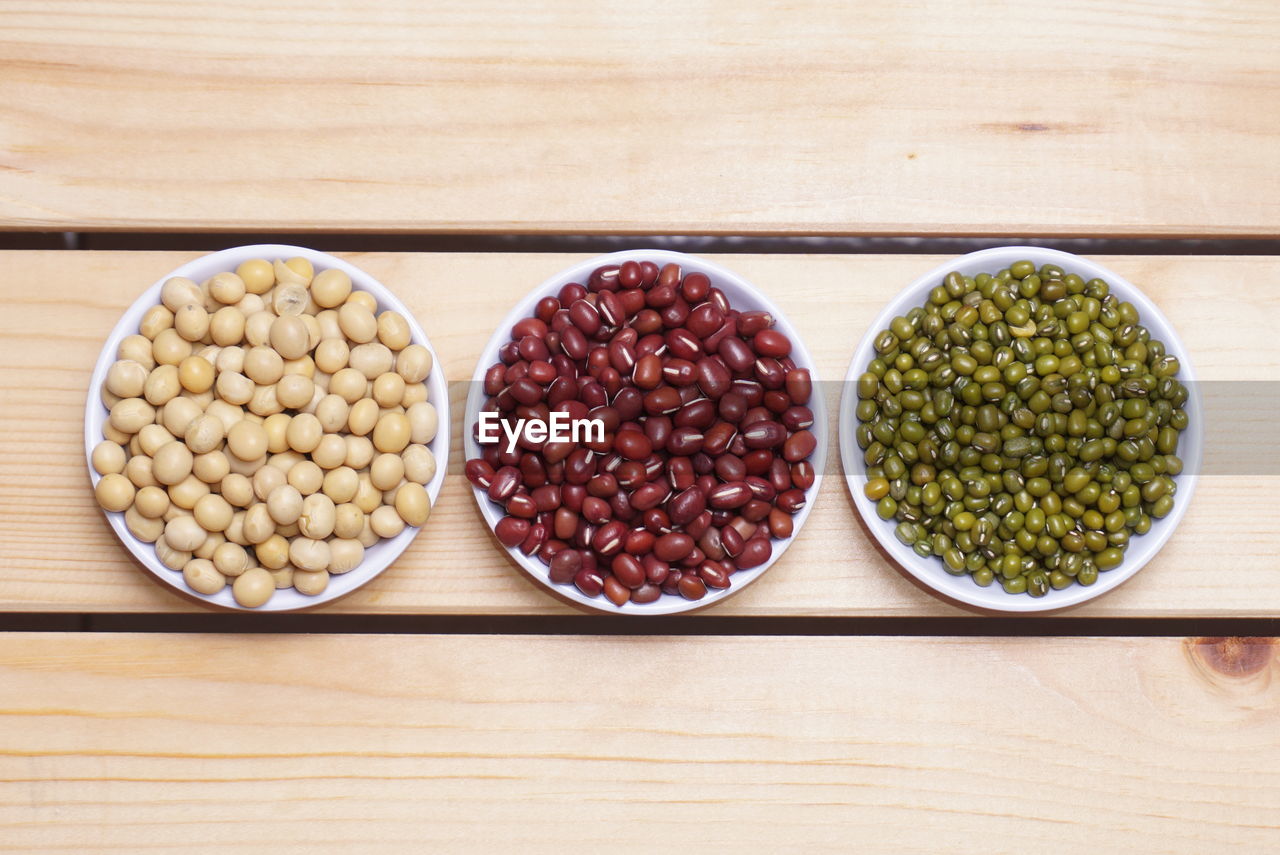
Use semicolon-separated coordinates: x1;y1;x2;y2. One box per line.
94;258;439;607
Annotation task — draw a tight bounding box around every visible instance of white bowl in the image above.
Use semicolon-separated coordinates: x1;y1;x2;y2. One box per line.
465;250;826;615
840;247;1202;613
85;245;450;611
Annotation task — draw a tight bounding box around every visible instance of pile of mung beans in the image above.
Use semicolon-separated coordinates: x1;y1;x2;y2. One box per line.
468;260;817;607
855;260;1187;596
92;257;439;607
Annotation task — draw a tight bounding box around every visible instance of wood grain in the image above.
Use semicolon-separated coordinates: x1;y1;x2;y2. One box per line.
1;1;1278;235
0;633;1277;853
0;250;1273;616
5;250;1274;616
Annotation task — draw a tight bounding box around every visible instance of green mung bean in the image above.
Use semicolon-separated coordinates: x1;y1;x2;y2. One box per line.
858;260;1189;596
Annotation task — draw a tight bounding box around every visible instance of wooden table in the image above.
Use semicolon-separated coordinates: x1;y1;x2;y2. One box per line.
2;3;1278;851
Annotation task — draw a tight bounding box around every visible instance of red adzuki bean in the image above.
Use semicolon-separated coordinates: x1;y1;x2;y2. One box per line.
612;553;645;589
699;561;731;589
736;537;772;569
549;549;581;584
470;262;818;607
678;574;707;601
631;583;662;604
574;568;604;597
494;517;530;548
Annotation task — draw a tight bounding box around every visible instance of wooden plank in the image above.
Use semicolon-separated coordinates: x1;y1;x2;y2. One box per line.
1;2;1278;235
0;633;1277;852
0;251;1272;617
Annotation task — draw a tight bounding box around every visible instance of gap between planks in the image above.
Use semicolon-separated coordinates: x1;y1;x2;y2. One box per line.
5;233;1280;256
0;613;1277;637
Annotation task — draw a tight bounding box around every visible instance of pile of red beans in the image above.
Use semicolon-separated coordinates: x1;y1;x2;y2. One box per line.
467;261;817;607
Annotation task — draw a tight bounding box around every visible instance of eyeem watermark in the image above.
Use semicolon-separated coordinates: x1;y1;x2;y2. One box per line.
477;411;605;454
